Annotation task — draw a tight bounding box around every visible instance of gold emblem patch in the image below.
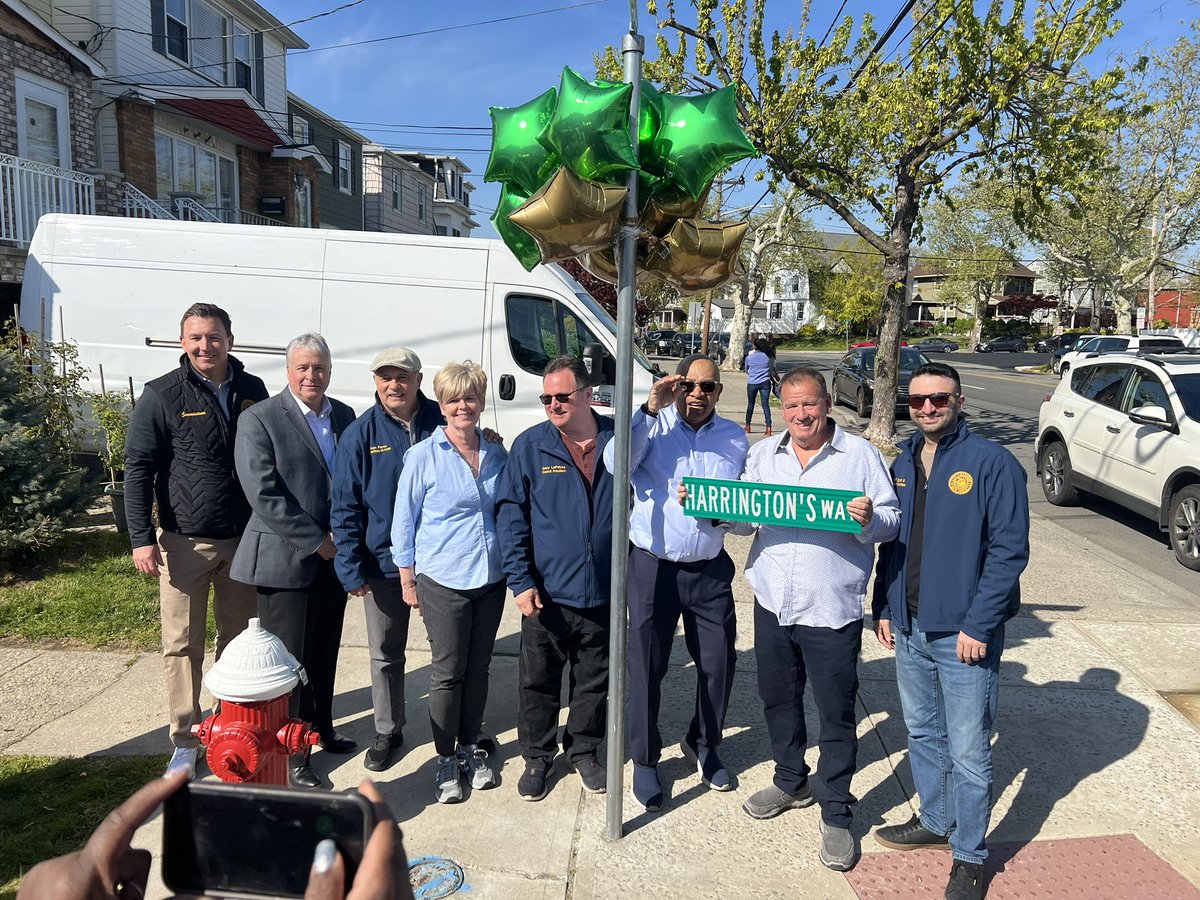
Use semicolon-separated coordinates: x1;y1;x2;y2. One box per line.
948;471;973;495
241;399;256;411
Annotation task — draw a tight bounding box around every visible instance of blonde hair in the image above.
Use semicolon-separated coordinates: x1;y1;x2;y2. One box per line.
434;361;488;407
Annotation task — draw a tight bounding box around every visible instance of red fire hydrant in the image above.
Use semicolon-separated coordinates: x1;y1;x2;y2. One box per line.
192;617;318;786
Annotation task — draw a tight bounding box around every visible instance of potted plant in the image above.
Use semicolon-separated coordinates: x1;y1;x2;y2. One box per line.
89;389;132;532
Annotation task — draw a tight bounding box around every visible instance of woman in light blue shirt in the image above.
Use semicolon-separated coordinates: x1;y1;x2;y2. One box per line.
392;361;508;805
744;338;780;435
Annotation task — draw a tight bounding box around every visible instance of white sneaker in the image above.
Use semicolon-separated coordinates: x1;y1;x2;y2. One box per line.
463;744;496;790
164;746;197;779
434;754;464;804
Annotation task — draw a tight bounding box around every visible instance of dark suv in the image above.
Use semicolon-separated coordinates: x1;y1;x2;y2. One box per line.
669;332;729;362
641;329;680;356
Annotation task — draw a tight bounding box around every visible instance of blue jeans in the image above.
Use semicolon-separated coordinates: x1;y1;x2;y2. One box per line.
746;381;772;429
894;616;1004;864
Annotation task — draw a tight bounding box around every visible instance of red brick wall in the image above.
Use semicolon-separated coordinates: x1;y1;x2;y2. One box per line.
116;101;156;197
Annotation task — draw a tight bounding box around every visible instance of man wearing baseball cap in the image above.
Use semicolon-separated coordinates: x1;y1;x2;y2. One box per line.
331;346;444;772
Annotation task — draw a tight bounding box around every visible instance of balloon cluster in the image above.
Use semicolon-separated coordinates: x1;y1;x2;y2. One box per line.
485;67;757;295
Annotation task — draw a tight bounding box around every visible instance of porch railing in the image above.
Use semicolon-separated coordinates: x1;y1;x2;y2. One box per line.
0;153;96;246
122;182;175;219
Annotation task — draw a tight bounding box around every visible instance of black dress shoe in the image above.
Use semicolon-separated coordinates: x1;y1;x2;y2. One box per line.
289;763;323;790
317;731;358;754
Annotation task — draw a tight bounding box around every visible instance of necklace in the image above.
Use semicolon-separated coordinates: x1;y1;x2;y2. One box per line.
448;430;480;476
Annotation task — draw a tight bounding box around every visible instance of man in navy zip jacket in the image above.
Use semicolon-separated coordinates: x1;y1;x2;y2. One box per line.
331;346;443;773
871;362;1029;900
496;355;615;802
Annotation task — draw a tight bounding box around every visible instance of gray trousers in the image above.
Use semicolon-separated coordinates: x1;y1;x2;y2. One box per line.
418;574;506;757
365;577;412;736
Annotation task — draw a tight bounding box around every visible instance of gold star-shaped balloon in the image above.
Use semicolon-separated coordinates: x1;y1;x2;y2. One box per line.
644;218;749;294
507;166;628;265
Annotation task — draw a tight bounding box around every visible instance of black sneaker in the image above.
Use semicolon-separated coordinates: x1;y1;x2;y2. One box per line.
517;758;550;801
873;815;951;850
944;860;985;900
364;732;402;772
568;756;606;794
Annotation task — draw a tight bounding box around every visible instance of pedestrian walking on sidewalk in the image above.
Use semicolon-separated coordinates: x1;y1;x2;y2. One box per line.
605;354;749;812
738;367;899;873
744;339;779;435
392;362;508;805
871;361;1029;900
331;346;444;774
123;303;268;780
496;356;614;803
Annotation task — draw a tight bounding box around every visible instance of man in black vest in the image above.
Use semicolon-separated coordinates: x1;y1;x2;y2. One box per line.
124;303;268;778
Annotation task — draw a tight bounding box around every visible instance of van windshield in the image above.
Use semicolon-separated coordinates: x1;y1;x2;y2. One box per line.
549;264;655;373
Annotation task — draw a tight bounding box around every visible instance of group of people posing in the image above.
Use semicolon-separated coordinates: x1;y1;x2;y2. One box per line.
126;302;1028;900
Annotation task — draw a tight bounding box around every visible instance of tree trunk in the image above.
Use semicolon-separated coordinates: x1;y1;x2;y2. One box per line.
725;279;756;371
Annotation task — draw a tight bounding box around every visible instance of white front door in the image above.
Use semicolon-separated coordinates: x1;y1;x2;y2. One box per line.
14;72;74;241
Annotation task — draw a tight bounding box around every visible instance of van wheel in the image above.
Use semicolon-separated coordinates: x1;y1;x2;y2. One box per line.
855;389;869;418
1039;441;1078;506
1168;485;1200;571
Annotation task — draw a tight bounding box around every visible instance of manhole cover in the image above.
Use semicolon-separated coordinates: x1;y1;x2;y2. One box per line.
408;856;465;899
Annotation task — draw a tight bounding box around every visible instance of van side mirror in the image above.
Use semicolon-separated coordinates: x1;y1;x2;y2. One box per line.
581;343;606;386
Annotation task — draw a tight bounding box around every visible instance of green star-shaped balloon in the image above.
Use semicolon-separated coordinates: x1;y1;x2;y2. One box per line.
485;88;560;196
492;183;541;272
649;85;757;200
538;67;638;183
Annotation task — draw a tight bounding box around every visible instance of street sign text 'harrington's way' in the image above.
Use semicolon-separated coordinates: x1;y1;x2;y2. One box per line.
681;477;862;534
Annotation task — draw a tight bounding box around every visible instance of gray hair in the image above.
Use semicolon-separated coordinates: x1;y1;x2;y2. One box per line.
286;333;331;365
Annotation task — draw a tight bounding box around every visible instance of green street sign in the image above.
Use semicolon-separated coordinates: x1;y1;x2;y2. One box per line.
682;476;862;533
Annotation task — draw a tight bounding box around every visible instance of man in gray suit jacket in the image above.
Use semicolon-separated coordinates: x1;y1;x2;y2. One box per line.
232;333;357;789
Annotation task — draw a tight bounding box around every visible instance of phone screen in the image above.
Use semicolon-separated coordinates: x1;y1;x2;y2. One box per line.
163;782;374;898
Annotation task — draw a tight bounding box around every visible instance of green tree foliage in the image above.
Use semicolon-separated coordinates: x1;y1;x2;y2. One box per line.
619;0;1127;445
0;344;93;560
820;241;885;331
1028;26;1200;334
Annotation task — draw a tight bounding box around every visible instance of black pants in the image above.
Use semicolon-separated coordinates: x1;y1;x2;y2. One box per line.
753;599;862;827
418;575;506;757
257;558;348;743
518;601;610;764
627;546;737;767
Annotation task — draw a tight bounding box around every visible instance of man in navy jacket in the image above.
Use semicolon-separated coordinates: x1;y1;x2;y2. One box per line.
496;356;614;802
871;362;1029;900
331;346;443;772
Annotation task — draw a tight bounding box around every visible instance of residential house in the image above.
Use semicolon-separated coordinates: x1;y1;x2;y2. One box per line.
395;151;478;237
910;260;1038;325
287;92;364;230
0;0;105;318
362;143;434;235
38;0;327;227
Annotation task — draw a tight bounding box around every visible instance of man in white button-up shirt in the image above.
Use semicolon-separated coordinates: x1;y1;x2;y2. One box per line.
738;366;899;873
604;353;749;812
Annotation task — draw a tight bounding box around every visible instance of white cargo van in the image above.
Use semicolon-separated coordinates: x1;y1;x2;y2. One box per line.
20;215;659;438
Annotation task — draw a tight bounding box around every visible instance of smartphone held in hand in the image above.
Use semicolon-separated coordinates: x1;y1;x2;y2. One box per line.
162;781;376;898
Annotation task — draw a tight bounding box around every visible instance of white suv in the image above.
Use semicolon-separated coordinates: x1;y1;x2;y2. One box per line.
1056;334;1185;378
1036;351;1200;570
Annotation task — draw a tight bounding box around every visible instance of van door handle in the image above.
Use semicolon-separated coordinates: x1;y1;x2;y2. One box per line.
499;374;515;401
1105;424;1121;433
1063;410;1075;417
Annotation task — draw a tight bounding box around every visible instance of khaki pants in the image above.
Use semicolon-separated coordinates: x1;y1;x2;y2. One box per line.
159;530;256;748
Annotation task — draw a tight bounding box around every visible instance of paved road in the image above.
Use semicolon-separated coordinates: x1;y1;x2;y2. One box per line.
774;349;1199;593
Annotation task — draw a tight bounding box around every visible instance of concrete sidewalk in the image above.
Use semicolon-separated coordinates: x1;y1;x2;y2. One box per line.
3;369;1200;898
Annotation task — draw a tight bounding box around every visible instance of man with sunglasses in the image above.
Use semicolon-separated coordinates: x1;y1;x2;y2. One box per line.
871;362;1028;900
602;354;749;812
496;356;615;802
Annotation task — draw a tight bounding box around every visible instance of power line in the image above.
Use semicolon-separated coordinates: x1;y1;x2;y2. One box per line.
56;0;367;42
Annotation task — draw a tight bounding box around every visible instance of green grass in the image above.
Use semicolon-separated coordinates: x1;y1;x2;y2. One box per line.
776;335;855;351
0;754;169;898
0;530;165;650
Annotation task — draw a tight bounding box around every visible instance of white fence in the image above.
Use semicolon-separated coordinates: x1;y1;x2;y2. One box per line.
0;153;96;246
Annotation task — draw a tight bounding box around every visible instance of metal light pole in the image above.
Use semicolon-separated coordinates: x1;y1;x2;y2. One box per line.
604;3;643;842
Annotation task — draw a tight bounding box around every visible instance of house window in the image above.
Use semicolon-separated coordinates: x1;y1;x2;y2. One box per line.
452;228;461;238
391;170;402;210
418;185;427;222
768;301;783;318
290;115;309;144
434;225;447;236
165;0;189;62
155;130;237;212
231;22;254;93
337;140;352;193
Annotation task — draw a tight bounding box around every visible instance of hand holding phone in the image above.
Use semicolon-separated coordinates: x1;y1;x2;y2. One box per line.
303;781;413;900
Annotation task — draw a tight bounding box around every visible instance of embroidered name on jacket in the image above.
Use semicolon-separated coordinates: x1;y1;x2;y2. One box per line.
542;464;567;475
369;444;392;454
181;411;207;418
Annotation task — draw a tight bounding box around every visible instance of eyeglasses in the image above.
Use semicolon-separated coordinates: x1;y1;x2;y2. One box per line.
539;387;584;406
680;380;718;394
907;392;958;410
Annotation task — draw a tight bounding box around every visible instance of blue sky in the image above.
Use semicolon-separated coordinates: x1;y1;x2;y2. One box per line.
265;0;1197;239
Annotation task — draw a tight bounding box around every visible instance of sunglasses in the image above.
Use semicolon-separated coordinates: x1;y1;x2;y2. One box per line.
907;392;958;410
680;380;718;394
539;387;584;406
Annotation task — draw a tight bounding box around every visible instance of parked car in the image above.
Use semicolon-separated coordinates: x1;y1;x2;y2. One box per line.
1057;334;1186;379
1035;333;1086;353
1036;351;1200;570
911;338;960;353
831;346;931;417
975;336;1028;352
642;329;680;356
670;332;728;362
850;339;907;349
1051;333;1103;373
